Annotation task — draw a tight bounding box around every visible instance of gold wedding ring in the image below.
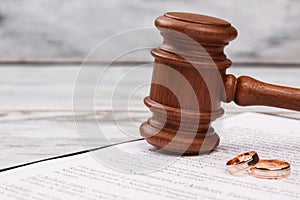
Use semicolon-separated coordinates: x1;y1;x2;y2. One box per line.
226;151;259;175
248;159;291;179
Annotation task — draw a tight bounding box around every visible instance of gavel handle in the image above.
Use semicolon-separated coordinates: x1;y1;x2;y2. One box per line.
224;74;300;111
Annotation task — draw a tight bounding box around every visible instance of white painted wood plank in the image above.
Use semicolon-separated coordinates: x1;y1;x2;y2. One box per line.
1;65;299;110
0;110;147;169
0;0;300;63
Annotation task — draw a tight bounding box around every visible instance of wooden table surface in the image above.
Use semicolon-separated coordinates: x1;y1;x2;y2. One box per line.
1;64;300;170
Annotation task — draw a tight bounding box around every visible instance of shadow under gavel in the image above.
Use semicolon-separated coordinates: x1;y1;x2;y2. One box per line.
139;12;300;155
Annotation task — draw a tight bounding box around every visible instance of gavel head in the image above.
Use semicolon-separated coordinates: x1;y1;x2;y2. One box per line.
139;12;238;154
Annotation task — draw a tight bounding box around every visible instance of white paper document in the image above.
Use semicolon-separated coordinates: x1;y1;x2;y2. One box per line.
0;112;299;200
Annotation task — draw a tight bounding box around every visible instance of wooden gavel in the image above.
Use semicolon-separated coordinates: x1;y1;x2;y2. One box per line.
139;12;300;154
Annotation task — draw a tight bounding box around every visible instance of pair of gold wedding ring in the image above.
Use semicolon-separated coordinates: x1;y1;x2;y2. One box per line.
226;151;290;179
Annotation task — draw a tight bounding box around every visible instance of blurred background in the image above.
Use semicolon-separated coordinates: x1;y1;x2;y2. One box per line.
0;0;299;64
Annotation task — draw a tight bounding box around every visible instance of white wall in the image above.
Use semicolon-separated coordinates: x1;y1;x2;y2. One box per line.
0;0;299;63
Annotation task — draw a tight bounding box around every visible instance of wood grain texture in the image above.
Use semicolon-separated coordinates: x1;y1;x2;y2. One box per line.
140;12;300;154
141;13;236;154
0;64;300;168
232;76;300;111
0;0;300;63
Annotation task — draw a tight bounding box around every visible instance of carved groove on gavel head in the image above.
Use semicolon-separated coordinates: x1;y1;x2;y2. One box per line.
139;12;300;155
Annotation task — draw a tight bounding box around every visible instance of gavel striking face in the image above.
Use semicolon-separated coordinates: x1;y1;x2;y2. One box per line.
139;12;300;155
